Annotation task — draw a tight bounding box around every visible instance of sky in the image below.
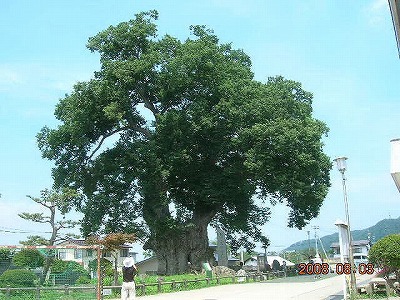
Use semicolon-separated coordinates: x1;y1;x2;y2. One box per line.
1;0;400;258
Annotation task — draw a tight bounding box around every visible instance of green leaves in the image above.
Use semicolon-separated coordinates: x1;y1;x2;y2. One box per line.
87;10;158;61
369;234;400;279
37;10;331;267
12;249;44;269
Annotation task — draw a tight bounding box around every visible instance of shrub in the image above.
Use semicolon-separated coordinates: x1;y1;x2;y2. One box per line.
0;269;38;287
0;249;13;262
89;258;113;277
51;260;88;276
12;249;44;269
75;275;91;285
51;259;70;273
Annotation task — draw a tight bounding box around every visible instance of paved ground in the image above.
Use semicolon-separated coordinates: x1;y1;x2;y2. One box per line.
127;273;379;300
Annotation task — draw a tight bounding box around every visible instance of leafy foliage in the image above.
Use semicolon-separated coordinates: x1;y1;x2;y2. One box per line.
88;258;113;277
75;275;91;284
0;269;38;287
37;10;331;273
0;249;14;262
369;234;400;281
86;232;135;284
50;259;89;280
12;249;44;269
86;232;135;251
20;235;50;246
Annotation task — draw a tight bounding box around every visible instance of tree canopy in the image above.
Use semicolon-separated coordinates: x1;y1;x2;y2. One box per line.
37;10;331;274
369;234;400;284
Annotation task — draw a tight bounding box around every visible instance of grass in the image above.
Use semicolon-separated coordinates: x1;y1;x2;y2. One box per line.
0;272;237;299
355;292;399;299
0;289;96;300
104;273;239;297
0;272;290;299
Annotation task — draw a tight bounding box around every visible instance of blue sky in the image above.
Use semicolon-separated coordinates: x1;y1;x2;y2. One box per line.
1;0;400;255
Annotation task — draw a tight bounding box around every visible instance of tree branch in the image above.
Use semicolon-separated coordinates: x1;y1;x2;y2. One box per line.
86;128;126;162
136;85;159;116
86;126;152;162
132;125;152;138
18;213;50;224
27;195;52;209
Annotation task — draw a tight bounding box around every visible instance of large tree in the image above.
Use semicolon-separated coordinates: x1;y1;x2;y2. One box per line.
37;10;331;274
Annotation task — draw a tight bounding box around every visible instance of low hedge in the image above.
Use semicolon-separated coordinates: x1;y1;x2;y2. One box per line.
0;269;38;287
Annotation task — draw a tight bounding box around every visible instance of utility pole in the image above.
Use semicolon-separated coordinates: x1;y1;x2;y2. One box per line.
312;226;320;260
307;230;311;258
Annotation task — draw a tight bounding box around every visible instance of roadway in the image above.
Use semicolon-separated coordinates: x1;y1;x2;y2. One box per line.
135;273;377;300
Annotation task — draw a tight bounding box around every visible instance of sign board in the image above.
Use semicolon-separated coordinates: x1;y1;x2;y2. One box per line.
102;289;112;296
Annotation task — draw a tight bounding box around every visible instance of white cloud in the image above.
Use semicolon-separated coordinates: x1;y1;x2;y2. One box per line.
0;66;22;91
371;0;387;11
366;0;390;27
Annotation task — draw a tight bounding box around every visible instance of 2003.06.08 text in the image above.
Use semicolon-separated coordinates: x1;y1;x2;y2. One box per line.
298;263;375;275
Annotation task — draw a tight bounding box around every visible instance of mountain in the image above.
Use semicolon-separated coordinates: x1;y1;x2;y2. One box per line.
285;217;400;252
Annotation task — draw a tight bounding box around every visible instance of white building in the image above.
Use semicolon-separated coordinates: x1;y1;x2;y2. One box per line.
330;239;371;260
244;255;295;271
56;239;136;271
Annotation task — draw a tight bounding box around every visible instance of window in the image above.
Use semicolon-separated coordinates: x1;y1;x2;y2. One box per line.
74;249;83;259
120;249;129;257
86;250;93;257
104;251;112;257
58;251;67;260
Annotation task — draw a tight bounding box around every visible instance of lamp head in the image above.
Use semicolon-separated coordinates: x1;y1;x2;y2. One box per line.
334;156;348;173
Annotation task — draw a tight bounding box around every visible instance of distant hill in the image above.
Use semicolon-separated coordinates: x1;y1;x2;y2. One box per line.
285;217;400;252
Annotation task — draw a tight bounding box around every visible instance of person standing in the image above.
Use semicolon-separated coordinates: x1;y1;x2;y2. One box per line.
121;257;137;300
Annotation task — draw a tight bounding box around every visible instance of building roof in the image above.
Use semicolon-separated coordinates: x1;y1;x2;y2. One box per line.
57;239;87;246
57;239;132;248
136;256;157;266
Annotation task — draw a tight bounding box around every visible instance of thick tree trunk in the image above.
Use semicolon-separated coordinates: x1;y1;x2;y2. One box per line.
145;215;213;275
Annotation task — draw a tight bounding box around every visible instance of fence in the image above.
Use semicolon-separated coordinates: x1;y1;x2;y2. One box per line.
0;271;286;299
0;285;96;300
133;271;286;297
0;245;102;300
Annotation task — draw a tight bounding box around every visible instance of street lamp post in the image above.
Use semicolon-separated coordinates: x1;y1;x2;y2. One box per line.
333;157;357;296
390;138;400;192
